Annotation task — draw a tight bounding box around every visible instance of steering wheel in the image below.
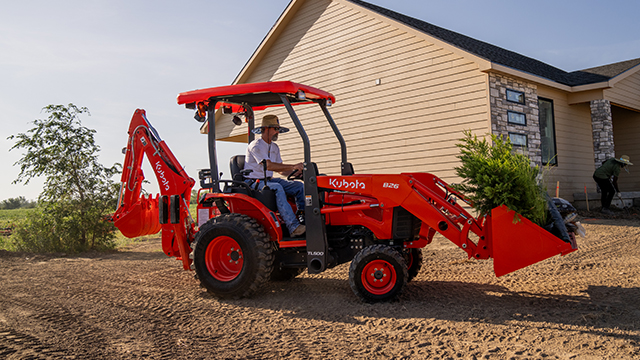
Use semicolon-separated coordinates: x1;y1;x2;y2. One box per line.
287;169;303;180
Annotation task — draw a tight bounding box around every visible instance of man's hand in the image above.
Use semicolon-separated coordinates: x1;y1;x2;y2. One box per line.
292;162;304;174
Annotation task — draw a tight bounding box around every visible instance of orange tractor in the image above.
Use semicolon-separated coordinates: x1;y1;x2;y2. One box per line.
111;81;577;302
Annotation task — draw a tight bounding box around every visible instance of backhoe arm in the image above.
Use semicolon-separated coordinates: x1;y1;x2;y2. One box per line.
112;109;196;270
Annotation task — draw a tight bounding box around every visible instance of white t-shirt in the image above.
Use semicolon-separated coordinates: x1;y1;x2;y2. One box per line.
244;138;282;179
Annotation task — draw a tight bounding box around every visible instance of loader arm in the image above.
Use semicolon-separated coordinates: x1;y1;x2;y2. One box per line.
112;109;196;270
317;172;576;276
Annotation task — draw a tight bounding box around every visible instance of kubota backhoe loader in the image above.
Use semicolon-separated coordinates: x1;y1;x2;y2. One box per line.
111;81;577;302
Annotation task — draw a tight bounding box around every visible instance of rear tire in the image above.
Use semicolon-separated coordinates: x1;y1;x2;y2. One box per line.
349;245;408;302
192;213;273;299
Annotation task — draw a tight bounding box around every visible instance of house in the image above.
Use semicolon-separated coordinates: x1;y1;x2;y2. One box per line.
211;0;640;204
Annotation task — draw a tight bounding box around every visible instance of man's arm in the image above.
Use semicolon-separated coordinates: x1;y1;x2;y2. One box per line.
265;160;304;177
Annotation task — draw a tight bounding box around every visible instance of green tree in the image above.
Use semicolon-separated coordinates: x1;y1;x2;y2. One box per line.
453;130;548;226
0;196;36;209
8;104;120;252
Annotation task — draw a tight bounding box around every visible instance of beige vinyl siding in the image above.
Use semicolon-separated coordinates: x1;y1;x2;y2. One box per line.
215;113;237;140
537;85;595;201
605;70;640;111
612;106;640;191
222;0;489;184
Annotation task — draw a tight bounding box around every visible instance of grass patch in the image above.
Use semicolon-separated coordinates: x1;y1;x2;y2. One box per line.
0;203;201;252
113;232;161;250
0;207;160;252
0;208;35;251
0;208;35;225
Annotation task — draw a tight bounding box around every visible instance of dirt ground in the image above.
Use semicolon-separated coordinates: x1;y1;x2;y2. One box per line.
1;213;640;359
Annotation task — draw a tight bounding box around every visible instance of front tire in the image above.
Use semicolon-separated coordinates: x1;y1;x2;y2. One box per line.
349;245;408;302
403;248;423;282
193;214;273;299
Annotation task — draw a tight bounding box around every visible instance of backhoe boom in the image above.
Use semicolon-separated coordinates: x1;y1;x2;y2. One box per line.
112;109;195;270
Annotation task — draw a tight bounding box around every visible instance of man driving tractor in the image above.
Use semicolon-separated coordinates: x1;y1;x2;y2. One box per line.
244;114;306;237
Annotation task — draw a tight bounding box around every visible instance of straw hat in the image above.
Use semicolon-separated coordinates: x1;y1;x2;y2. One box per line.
251;114;289;134
615;155;633;166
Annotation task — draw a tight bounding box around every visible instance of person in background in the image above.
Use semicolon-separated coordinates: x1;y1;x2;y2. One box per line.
593;155;633;215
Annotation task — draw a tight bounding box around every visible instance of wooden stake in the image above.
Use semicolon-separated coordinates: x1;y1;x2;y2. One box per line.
556;181;560;198
585;183;589;211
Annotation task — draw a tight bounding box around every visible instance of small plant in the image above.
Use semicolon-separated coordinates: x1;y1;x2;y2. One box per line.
453;130;548;225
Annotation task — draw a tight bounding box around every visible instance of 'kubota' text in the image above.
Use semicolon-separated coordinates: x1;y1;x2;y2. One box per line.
328;178;366;190
155;161;171;191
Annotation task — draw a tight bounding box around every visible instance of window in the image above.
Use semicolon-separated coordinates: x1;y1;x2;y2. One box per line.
507;111;526;125
506;89;525;104
509;132;528;147
538;98;557;166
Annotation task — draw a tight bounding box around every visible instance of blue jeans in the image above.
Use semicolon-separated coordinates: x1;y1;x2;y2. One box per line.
246;178;304;233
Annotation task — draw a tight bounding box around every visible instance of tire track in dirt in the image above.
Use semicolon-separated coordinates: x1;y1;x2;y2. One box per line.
1;294;116;358
2;225;640;359
0;327;65;360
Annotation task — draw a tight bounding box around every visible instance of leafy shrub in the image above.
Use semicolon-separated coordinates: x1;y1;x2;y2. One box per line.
8;104;120;252
453;130;548;225
11;201;117;253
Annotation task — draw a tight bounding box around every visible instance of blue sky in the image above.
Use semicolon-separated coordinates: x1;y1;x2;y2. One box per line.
1;0;639;201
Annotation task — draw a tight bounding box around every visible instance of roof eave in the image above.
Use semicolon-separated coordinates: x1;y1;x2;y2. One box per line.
483;62;616;94
607;62;640;87
481;63;571;92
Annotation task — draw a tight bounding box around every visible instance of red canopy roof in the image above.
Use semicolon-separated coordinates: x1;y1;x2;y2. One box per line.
177;81;336;109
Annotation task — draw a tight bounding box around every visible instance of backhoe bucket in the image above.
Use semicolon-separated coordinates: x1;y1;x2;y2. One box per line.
489;205;577;277
113;194;161;238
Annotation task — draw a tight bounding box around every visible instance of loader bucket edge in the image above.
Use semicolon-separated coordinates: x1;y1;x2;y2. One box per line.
490;205;577;277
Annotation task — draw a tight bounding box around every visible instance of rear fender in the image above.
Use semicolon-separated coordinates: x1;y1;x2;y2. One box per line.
199;193;283;241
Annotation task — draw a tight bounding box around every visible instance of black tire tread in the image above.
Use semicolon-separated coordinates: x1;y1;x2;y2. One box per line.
405;248;423;282
349;244;408;302
192;213;274;299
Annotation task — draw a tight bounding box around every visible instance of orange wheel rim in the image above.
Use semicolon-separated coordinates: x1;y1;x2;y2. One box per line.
205;236;243;281
361;259;397;295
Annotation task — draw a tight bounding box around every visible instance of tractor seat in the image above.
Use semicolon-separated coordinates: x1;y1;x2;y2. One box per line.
224;155;252;195
230;155;251;181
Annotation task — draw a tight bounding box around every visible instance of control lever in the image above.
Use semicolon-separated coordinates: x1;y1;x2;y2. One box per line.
260;160;271;190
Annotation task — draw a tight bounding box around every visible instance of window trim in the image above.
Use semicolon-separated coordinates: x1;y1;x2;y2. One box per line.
507;110;527;126
506;89;525;104
538;97;558;166
508;132;528;147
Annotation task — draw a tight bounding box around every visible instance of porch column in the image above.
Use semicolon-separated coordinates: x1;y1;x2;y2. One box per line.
590;99;614;167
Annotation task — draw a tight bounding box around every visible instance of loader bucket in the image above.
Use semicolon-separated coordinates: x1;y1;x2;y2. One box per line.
489;205;577;277
113;194;161;238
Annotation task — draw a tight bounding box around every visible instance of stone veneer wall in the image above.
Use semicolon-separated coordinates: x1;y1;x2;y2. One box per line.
488;73;542;166
590;99;615;167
